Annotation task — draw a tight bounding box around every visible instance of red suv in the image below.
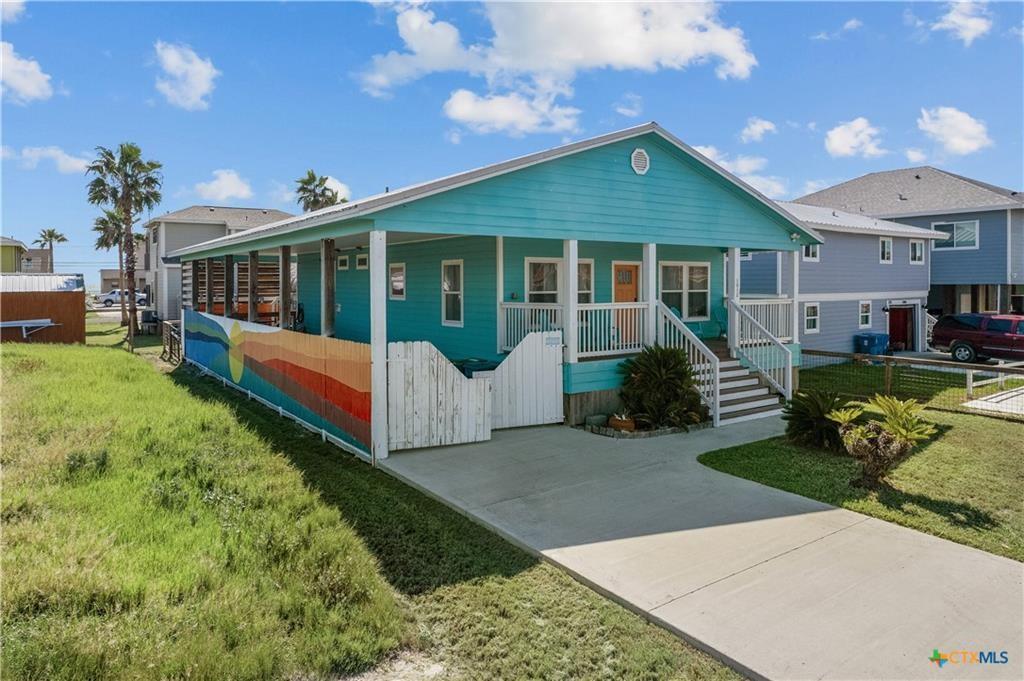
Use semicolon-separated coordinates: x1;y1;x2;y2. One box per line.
931;313;1024;362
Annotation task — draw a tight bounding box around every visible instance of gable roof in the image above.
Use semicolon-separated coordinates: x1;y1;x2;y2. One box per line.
796;166;1023;218
1;236;28;251
777;202;944;239
171;123;820;259
145;206;293;230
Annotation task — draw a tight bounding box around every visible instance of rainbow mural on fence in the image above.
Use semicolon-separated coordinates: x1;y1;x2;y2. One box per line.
184;309;372;453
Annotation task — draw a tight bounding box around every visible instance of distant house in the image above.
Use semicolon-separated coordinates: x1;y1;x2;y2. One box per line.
797;167;1024;315
1;236;27;273
144;206;293;320
21;248;51;273
742;202;943;352
98;237;152;297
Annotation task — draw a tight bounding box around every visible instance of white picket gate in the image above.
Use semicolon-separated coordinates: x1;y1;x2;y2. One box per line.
481;330;564;429
387;341;492;451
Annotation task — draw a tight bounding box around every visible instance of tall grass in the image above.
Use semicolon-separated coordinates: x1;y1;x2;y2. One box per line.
1;344;406;679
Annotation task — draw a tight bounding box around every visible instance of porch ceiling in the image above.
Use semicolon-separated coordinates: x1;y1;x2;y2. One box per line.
245;232;456;257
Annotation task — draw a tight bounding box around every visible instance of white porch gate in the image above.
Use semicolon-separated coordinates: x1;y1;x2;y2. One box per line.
481;330;564;429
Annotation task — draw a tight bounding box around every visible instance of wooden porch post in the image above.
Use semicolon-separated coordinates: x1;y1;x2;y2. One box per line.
247;250;259;322
279;245;291;329
190;260;200;309
369;230;389;462
495;236;504;354
205;257;215;314
223;255;235;318
791;250;800;343
563;239;579;363
726;247;741;354
642;243;657;346
321;238;336;337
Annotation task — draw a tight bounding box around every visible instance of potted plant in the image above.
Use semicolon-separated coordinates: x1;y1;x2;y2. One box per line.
608;412;636;432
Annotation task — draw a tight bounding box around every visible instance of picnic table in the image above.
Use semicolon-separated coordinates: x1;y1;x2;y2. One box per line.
0;318;61;339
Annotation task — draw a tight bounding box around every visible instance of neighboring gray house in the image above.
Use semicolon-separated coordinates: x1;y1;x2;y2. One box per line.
145;206;292;320
742;201;943;353
796;167;1024;316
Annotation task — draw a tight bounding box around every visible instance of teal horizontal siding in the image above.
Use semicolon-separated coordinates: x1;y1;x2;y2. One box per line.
564;358;627;394
296;252;321;335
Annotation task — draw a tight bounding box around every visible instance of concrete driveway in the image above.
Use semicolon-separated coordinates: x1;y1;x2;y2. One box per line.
381;421;1023;681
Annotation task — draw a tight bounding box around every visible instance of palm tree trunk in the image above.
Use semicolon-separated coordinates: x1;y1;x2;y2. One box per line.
123;220;139;349
117;241;127;326
49;243;55;273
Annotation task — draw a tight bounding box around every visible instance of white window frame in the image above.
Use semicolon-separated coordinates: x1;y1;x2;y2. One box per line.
355;253;369;270
389;262;406;301
858;300;872;329
803;302;820;334
523;257;594;304
909;239;925;265
336;254;349;270
658;260;712;321
802;243;820;262
576;258;595;304
931;219;980;251
441;259;463;327
879;237;893;264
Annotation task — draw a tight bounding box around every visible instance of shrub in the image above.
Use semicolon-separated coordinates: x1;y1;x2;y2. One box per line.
828;395;937;488
783;389;853;452
619;345;706;430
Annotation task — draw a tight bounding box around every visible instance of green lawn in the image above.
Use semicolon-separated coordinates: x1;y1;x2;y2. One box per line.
699;410;1024;562
3;342;735;680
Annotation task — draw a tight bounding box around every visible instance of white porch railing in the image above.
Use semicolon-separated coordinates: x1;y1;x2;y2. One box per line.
657;302;720;426
728;299;792;400
501;302;562;352
577;302;648;358
738;298;794;342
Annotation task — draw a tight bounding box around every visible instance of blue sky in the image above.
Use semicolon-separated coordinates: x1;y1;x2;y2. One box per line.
2;1;1022;285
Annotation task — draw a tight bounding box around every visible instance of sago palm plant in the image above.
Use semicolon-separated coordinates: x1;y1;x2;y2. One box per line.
782;389;852;452
618;345;706;430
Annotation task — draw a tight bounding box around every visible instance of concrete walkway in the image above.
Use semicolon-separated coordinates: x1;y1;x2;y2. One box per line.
381;420;1023;681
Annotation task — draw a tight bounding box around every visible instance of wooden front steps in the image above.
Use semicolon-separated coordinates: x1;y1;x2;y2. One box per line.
705;339;785;424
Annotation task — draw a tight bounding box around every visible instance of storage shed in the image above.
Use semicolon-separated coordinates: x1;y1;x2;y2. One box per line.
0;273;87;344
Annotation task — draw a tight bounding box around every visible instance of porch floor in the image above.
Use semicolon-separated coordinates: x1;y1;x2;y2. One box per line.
380;423;1023;681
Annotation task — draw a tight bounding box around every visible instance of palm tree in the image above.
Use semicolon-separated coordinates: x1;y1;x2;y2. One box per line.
93;209;128;325
86;143;162;348
295;169;346;212
33;228;67;273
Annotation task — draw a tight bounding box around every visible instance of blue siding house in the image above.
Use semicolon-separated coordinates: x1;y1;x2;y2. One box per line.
742;202;942;353
797;167;1024;316
172;123;822;459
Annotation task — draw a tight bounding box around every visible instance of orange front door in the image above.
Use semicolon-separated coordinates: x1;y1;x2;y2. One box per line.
613;264;640;345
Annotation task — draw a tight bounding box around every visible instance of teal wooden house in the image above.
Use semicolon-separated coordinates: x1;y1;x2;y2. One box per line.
173;123;821;462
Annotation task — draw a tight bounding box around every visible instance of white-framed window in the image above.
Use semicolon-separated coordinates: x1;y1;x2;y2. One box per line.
804;302;820;334
525;258;561;303
441;259;463;327
802;244;820;262
932;220;979;250
336;254;349;270
879;237;893;264
659;261;711;320
858;300;872;329
577;260;594;304
356;253;369;270
389;263;406;300
909;240;925;264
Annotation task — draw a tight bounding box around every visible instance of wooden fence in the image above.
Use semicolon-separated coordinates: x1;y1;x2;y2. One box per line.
0;291;85;344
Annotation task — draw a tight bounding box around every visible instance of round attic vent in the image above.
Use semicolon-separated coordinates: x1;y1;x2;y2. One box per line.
630;148;650;175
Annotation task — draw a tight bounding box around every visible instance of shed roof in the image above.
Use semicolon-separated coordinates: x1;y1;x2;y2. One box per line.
145;206;293;230
1;273;85;292
170;122;821;259
1;236;28;251
796;166;1023;218
776;202;945;239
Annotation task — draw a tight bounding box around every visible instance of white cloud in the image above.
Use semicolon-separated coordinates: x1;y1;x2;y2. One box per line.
824;117;887;158
693;145;787;198
614;92;644;118
740;116;776;143
1;41;53;104
905;148;927;163
917;106;992;155
195;170;252;201
362;3;756;136
1;145;15;159
2;0;25;22
15;145;89;173
932;2;992;46
843;18;864;31
1010;22;1024;41
811;17;863;40
444;128;462;145
154;41;220;111
800;179;830;196
269;181;295;205
324;176;351;201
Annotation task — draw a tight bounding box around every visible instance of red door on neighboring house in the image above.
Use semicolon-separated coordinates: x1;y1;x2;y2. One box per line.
888;306;913;350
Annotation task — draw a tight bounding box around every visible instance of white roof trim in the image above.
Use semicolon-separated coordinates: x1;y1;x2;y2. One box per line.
171;122;821;258
875;204;1022;219
803;223;945;239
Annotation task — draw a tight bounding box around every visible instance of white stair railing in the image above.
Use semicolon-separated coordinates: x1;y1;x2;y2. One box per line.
738;298;794;342
728;299;792;400
657;302;720;427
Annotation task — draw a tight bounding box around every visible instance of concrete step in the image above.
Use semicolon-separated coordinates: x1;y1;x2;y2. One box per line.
719;386;770;402
719;395;782;414
719;405;785;424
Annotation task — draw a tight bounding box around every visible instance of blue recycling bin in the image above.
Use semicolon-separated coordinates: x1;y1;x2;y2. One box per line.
853;332;889;355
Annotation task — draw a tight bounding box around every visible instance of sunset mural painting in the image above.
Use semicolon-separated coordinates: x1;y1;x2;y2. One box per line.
184;310;372;453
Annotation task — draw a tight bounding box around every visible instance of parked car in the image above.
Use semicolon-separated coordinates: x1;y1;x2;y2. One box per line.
95;289;147;307
931;313;1024;362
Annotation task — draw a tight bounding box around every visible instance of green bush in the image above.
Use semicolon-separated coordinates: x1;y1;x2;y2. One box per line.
782;390;852;452
618;345;706;430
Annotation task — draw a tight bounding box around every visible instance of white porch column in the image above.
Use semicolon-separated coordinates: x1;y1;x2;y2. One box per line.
790;250;800;343
642;242;657;345
726;247;741;353
369;230;389;463
563;239;579;363
321;238;336;337
495;236;504;354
